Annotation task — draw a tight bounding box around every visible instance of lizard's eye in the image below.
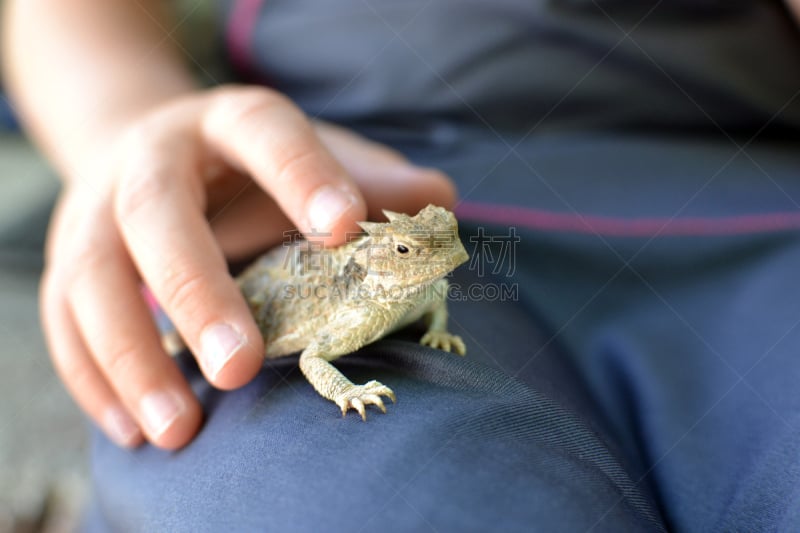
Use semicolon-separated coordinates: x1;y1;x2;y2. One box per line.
396;244;409;254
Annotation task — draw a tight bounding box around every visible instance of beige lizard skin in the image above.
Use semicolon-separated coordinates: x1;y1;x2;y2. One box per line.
236;204;469;420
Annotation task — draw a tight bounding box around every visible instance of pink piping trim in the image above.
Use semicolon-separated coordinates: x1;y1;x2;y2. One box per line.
142;286;160;313
455;201;800;237
226;0;265;72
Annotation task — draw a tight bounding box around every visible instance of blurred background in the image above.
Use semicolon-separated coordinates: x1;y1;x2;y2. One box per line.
0;1;221;530
0;127;84;533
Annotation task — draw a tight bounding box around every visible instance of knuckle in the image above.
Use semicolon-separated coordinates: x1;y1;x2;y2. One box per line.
65;248;115;299
117;120;163;159
225;85;291;113
211;88;301;133
57;355;100;399
157;264;208;321
112;118;184;222
120;120;154;148
102;339;142;381
273;149;322;185
114;162;172;222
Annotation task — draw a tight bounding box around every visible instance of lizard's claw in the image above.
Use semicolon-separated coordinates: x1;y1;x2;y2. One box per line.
421;331;466;356
335;380;396;421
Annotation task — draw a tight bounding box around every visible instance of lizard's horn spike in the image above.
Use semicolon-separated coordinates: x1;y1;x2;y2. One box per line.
381;209;405;222
356;221;384;235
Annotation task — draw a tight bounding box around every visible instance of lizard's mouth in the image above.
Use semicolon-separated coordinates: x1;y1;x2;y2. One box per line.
422;245;469;281
437;243;469;276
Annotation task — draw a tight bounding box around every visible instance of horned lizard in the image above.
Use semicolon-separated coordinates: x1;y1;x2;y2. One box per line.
236;204;469;420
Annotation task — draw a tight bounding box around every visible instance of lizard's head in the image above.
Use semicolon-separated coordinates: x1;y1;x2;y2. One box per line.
354;204;469;287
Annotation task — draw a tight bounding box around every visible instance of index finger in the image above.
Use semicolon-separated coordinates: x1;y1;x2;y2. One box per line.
201;86;367;246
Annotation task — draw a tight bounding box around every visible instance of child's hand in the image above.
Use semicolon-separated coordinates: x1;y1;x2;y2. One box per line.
40;85;456;449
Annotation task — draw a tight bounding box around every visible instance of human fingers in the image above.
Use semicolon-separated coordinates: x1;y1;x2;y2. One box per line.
113;114;265;392
64;232;203;449
41;271;144;448
43;189;202;449
201;87;367;246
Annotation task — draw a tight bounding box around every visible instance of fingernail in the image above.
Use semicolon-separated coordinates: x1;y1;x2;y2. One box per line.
104;406;141;447
201;323;246;379
140;390;185;438
307;185;356;232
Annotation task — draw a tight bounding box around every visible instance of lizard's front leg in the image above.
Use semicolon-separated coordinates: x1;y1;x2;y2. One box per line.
298;315;395;420
420;279;466;355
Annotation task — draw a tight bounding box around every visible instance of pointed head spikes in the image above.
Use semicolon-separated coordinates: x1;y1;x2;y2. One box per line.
382;209;408;223
356;221;385;235
358;205;452;237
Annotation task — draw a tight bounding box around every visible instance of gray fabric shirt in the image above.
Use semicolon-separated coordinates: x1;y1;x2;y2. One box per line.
223;0;800;136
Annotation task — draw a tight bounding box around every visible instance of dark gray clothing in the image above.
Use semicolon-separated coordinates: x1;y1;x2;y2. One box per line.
226;0;800;135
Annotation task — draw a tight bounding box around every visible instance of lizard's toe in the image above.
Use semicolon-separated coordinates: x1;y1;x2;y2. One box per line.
452;336;466;356
364;380;396;403
351;398;367;421
421;332;466;356
361;394;387;413
335;381;396;420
